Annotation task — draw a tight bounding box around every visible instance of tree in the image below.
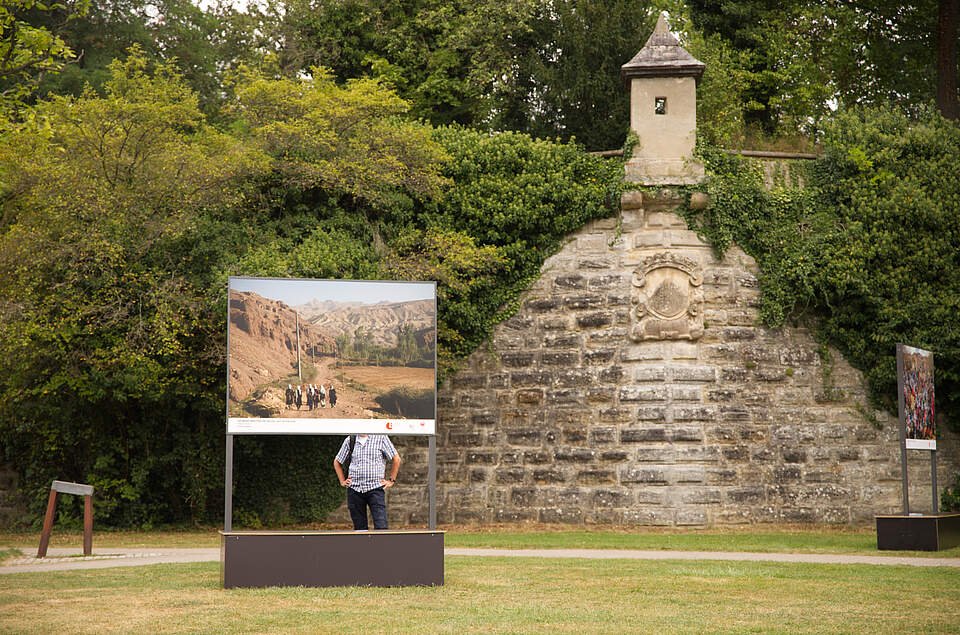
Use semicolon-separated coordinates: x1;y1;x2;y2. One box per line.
688;0;960;134
0;0;88;114
0;50;261;524
939;0;959;119
495;0;655;150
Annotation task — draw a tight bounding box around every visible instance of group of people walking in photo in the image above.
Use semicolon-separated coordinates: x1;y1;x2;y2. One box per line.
286;383;337;410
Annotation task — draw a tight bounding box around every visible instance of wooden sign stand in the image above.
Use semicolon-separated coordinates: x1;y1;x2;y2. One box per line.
37;480;94;557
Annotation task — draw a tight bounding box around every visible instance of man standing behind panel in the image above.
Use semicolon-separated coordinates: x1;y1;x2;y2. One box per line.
334;434;401;530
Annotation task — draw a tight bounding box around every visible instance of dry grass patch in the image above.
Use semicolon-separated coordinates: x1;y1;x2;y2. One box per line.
1;557;958;633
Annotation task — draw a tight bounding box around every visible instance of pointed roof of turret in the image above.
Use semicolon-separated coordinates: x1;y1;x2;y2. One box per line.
621;13;705;83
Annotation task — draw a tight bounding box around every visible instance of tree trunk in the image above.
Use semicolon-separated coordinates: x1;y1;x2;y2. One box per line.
938;0;959;120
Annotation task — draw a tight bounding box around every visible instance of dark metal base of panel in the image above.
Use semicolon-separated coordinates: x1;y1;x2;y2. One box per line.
875;514;960;551
220;530;444;588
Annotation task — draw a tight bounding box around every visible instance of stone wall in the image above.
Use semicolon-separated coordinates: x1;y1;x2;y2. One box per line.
386;190;959;528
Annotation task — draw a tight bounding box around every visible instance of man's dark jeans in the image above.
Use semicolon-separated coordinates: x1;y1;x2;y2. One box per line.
347;487;388;530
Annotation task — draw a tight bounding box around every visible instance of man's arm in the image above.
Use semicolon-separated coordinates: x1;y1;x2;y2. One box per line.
382;453;401;488
334;459;351;486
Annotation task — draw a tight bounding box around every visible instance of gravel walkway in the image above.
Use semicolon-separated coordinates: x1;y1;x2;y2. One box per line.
2;546;958;574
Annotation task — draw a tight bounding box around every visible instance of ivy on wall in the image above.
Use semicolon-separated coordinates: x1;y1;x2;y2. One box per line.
681;106;960;433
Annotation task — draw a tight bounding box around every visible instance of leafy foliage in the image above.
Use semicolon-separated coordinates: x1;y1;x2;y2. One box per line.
681;106;960;431
0;0;89;115
0;47;625;527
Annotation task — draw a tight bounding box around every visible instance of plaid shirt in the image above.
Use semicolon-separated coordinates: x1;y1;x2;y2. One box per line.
335;435;398;493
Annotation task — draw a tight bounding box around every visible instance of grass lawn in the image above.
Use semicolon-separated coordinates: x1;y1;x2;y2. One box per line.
3;524;959;558
1;557;958;633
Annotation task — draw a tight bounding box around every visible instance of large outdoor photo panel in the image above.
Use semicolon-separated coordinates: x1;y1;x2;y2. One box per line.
898;344;936;451
227;277;436;435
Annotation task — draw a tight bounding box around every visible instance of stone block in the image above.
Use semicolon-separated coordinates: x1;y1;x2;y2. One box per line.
621;427;668;443
707;388;737;403
525;298;562;313
623;509;674;526
499;451;521;465
635;447;676;463
593;489;634;508
470;469;489;483
555;274;587;289
579;257;615;270
544;334;582;348
620;387;668;402
600;449;629;462
564;294;605;310
621;467;668;484
540;316;571;330
782;448;807;464
547;389;582;405
670;366;717;382
672;467;706;483
720;406;750;422
555;448;597;462
495;468;526;484
836;447;860;462
622;344;665;361
590;426;618;445
516;389;544;405
577;470;617;485
587;327;629;343
506;428;541;446
636;406;669;421
537;508;583;523
805;470;841;484
725;486;766;504
532;469;566;484
589;274;624;290
634;231;666;248
721;368;749;382
522;451;552;464
555;368;595;386
721;327;756;341
676;446;721;463
669;426;705;442
707;469;738;484
599;407;634;423
681;488;722;504
706;426;737;443
452;374;487;389
668;342;700;360
667;229;706;247
751;448;777;462
673;406;717;421
494;509;539;523
577;312;614;329
635;367;667;382
501;352;535;367
772;466;803;483
578;233;606;251
448;431;483;446
584;349;616;364
672;386;702;401
465;451;497;465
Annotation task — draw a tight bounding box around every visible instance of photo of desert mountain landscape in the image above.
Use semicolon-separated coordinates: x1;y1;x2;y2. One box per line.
228;278;436;422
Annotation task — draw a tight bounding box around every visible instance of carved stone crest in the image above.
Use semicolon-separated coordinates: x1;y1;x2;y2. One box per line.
631;252;703;341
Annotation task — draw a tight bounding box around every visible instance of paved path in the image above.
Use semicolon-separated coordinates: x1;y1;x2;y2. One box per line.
2;546;959;574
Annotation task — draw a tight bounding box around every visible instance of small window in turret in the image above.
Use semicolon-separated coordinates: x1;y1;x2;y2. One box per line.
655;97;667;115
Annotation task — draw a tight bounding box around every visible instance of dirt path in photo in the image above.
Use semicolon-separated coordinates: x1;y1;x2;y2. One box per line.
281;357;382;419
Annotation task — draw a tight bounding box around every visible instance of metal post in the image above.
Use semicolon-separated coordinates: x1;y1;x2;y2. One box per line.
932;450;939;515
82;495;93;555
428;435;437;530
896;344;910;514
225;434;234;532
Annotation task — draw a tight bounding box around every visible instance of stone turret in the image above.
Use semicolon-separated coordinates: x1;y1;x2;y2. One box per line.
621;14;705;185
